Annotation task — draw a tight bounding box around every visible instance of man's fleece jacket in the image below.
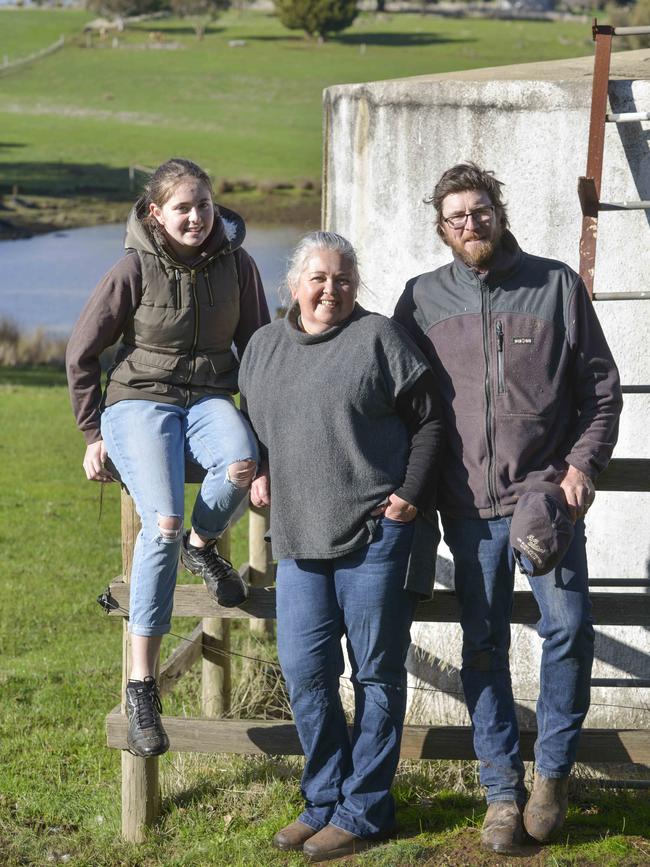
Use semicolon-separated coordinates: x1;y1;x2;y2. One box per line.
393;230;623;519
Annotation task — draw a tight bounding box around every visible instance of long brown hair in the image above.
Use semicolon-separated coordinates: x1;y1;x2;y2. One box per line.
135;158;214;236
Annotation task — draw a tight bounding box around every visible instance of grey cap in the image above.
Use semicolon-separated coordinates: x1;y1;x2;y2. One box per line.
510;482;574;577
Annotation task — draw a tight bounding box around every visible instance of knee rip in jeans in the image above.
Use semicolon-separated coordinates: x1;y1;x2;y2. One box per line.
227;459;256;488
157;515;183;543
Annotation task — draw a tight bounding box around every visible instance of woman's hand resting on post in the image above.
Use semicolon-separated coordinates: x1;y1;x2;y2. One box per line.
250;467;271;507
83;440;113;483
371;492;417;523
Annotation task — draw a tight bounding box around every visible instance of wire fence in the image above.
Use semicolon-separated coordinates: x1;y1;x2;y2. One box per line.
0;35;65;77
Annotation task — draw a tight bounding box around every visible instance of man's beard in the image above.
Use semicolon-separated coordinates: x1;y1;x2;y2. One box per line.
448;226;503;268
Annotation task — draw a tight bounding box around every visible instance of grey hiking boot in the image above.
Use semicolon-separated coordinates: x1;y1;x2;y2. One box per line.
480;801;525;854
181;531;249;608
524;773;569;842
125;676;169;758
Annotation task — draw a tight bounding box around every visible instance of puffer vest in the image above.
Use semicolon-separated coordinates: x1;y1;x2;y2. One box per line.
105;238;241;409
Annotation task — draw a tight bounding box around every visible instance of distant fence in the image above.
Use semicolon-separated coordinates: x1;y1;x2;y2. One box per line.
0;35;65;77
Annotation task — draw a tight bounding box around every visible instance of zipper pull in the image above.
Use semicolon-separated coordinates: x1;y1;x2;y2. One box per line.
175;269;181;308
204;270;214;306
495;320;505;394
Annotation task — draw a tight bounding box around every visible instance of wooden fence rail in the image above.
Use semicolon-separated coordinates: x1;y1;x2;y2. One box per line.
106;457;650;841
106;581;650;627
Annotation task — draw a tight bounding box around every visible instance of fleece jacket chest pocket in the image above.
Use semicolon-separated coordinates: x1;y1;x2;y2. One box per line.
495;317;566;416
494;319;536;395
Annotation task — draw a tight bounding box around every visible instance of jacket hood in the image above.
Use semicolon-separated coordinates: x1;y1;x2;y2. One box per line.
123;203;247;265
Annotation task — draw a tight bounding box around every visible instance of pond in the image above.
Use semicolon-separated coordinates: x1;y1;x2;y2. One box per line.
0;222;302;336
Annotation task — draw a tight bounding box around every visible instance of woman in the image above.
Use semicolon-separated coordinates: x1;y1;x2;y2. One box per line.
66;158;269;758
239;231;443;861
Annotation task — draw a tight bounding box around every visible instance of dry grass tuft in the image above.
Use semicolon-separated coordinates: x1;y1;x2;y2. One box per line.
0;317;67;367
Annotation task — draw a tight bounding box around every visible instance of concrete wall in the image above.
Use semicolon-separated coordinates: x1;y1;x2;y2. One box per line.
323;51;650;728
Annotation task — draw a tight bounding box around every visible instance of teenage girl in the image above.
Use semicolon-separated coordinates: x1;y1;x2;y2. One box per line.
66;158;269;756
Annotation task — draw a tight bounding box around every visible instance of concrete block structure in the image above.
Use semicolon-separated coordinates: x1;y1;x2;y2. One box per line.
323;51;650;730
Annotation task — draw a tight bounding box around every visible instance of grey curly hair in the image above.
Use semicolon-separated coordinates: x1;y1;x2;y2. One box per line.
282;231;361;306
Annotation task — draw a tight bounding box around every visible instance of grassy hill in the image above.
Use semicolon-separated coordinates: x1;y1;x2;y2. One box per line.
0;8;595;197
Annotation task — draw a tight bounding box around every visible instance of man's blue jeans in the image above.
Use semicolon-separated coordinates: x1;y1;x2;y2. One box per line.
276;517;418;838
102;396;258;636
442;515;594;804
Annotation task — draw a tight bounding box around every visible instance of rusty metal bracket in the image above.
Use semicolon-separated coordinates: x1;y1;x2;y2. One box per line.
578;176;599;217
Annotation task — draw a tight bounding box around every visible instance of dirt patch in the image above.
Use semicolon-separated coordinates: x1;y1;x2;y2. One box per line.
416;828;549;865
330;827;650;866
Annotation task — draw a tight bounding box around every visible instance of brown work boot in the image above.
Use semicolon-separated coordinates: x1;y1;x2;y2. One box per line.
272;819;318;851
524;773;569;842
480;801;525;854
303;824;374;862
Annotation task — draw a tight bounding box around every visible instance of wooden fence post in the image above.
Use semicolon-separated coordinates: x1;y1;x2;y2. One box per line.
201;530;232;717
120;488;160;842
248;505;273;637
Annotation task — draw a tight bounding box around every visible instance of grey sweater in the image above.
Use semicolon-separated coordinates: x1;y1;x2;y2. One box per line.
239;305;432;562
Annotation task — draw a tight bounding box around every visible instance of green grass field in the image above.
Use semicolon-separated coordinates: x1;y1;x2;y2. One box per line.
0;366;649;865
0;8;597;196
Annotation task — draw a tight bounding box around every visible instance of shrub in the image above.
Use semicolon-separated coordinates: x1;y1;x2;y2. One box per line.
0;318;67;368
275;0;358;38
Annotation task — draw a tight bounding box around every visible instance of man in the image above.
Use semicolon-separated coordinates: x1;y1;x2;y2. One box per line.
394;162;622;853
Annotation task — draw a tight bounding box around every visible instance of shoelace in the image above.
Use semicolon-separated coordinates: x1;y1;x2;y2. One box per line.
200;544;235;583
131;682;163;729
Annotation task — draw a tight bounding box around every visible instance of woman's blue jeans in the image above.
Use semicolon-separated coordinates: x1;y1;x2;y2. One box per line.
276;517;418;838
101;397;258;636
442;514;594;804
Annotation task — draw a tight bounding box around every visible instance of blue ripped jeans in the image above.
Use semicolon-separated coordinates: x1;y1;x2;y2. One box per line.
101;397;258;636
276;517;418;838
442;515;594;804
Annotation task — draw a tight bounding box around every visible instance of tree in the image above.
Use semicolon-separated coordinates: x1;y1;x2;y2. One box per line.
275;0;358;38
170;0;230;39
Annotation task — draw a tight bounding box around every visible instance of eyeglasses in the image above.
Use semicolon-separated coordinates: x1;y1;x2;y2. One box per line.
442;205;495;229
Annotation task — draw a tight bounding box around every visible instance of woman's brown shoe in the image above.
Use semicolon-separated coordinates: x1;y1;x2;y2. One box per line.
272;820;318;851
303;824;374;862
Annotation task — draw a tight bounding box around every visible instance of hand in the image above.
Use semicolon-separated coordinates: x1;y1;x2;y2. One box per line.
560;464;595;523
83;440;113;483
250;469;270;507
372;492;418;523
